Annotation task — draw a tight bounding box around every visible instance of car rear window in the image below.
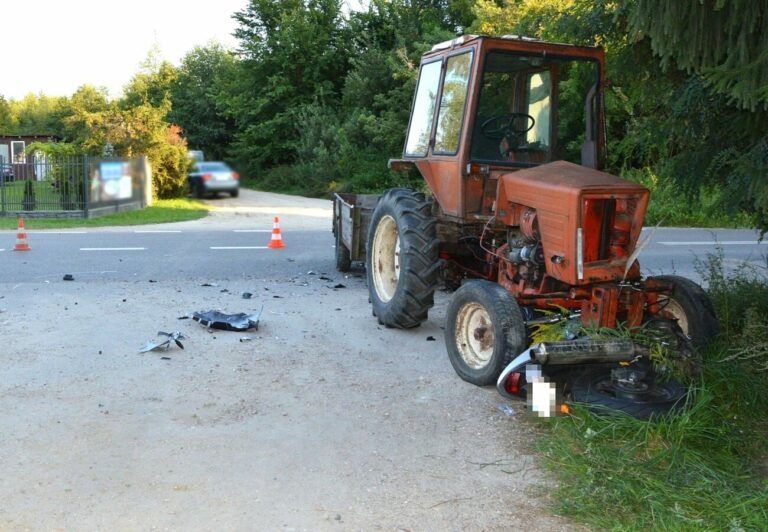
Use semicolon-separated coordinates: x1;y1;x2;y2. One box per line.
198;162;230;172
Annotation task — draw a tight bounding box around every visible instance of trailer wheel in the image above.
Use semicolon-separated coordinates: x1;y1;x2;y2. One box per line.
366;188;439;328
569;364;687;419
335;226;352;272
445;280;527;386
647;275;719;348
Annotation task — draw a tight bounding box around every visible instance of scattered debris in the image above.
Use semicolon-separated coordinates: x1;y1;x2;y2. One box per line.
332;283;346;289
63;274;74;281
242;292;253;299
307;271;316;275
426;336;436;341
220;289;229;293
139;331;187;353
161;357;171;361
201;282;218;287
177;315;190;320
192;306;264;331
286;258;295;262
239;336;254;342
335;308;341;311
319;276;333;281
497;404;516;417
273;295;283;299
149;279;157;283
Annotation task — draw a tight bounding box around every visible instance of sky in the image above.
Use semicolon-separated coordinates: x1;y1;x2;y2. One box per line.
2;0;247;101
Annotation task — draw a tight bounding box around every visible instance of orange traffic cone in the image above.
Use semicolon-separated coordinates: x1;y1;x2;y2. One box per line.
13;217;30;251
268;216;285;249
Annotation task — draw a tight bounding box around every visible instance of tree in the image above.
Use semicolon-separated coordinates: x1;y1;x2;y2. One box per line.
78;102;189;198
122;48;179;109
228;0;352;173
630;0;768;111
168;44;238;160
0;96;13;132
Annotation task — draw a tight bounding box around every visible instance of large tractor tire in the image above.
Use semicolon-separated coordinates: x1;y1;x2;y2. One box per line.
647;275;720;348
366;188;439;328
445;280;528;386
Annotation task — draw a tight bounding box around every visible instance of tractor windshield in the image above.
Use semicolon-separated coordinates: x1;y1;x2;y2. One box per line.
470;51;599;167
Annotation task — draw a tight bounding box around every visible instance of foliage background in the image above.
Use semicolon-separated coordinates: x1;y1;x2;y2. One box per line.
1;0;765;230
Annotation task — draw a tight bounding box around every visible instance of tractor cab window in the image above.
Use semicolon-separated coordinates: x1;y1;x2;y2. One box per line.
405;60;442;156
434;51;473;154
526;71;551;148
471;51;599;167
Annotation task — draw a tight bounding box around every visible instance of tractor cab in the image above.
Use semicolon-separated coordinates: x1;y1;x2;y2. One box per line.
394;35;606;219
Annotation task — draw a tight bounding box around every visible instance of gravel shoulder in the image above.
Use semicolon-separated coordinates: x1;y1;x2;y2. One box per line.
0;189;576;530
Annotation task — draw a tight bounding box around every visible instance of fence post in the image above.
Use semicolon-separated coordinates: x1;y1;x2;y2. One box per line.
0;155;5;215
82;155;89;218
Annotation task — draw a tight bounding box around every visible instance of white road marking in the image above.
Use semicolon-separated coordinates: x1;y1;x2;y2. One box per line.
29;231;87;234
210;246;269;250
80;247;146;251
233;229;271;233
134;230;182;233
658;241;767;246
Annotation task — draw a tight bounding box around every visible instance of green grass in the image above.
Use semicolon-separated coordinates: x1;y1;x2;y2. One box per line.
537;252;768;530
0;198;210;229
1;180;73;211
623;168;757;228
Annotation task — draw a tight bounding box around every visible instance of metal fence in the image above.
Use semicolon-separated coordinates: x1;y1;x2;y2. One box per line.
0;155;148;218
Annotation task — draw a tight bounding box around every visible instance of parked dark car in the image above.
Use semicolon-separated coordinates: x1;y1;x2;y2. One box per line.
188;161;239;198
0;166;14;182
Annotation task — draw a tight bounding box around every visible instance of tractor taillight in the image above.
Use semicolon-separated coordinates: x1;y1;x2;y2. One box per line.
503;371;523;396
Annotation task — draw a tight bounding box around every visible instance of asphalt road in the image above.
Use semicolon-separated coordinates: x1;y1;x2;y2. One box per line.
0;190;765;530
0;218;764;285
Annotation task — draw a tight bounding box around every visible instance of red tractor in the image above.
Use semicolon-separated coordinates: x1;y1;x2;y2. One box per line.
333;35;718;417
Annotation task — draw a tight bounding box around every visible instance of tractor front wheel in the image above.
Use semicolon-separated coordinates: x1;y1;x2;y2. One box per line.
366;188;439;328
445;280;528;386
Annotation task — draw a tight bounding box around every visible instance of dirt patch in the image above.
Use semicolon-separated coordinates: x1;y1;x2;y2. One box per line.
0;197;576;529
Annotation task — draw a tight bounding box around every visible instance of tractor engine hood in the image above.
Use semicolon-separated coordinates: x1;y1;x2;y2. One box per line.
495;160;650;285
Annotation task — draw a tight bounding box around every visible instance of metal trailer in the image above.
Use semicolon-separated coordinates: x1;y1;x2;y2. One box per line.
332;192;380;272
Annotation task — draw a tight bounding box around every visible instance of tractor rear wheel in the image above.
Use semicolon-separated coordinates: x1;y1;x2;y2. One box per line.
647;275;719;348
366;188;439;328
445;280;528;386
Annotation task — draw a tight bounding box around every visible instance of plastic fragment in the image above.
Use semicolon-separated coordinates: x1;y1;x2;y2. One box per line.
192;306;264;332
139;331;187;353
497;404;516;417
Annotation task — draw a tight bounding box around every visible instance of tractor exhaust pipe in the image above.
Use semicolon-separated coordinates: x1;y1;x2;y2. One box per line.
531;338;647;365
497;339;648;399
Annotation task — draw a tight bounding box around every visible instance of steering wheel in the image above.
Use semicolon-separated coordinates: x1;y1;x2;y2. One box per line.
480;113;536;141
